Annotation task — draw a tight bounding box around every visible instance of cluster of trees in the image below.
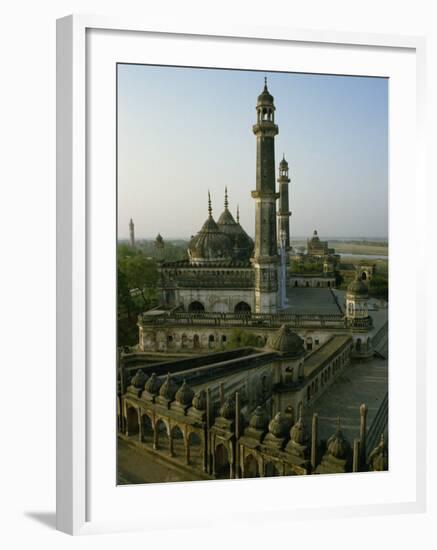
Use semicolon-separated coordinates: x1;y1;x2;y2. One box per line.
117;245;160;346
224;329;261;350
368;274;388;301
119;239;188;261
290;259;324;273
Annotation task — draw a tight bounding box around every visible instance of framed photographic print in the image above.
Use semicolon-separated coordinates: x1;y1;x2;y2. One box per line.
56;15;427;535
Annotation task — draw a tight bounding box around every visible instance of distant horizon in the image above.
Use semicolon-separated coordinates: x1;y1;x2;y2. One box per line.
118;235;389;242
118;65;388;240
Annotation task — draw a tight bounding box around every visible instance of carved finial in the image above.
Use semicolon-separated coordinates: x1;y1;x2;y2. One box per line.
236;204;240;223
208;191;212;217
264;76;267;90
224;186;229;210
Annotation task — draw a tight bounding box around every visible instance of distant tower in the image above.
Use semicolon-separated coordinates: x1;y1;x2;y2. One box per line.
155;233;165;262
251;78;279;313
129;218;135;248
277;155;291;251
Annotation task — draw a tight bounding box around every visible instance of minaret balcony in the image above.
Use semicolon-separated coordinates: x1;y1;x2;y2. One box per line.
252;122;278;136
251;190;280;200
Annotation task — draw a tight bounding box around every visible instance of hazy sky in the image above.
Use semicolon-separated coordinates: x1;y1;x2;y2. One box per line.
117;64;388;240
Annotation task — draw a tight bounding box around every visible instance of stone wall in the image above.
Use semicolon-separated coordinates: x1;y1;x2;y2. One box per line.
139;324;334;354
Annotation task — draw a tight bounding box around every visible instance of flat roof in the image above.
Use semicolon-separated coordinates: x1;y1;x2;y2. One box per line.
303;335;352;378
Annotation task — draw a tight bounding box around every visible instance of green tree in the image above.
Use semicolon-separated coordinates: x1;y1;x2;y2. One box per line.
368;274;388;301
225;329;260;350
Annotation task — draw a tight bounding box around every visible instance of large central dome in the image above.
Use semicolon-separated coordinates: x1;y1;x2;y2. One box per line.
216;188;254;261
187;193;234;264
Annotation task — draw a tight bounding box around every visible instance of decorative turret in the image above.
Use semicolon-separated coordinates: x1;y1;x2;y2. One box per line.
315;418;353;474
263;411;293;450
175;380;195;406
171;379;195;415
285;415;310;462
251;78;280;313
346;274;372;330
368;433;388;471
127;368;148;397
270;324;305;357
156;373;178;408
141;372;161;402
192;389;207;411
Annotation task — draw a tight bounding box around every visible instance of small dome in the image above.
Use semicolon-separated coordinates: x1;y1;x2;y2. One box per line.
130;369;148;389
326;423;351;459
268;412;292;438
257;80;274;105
155;233;163;243
175;379;194;406
219;396;235;420
369;434;388;471
248;405;270;431
192;389;207;411
159;373;178;401
144;372;161;395
279;155;288;169
270;324;305;357
289;416;309;445
347;276;369;297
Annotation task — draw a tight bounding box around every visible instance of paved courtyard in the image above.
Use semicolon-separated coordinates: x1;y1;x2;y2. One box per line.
284;287;342;314
303;336;388;444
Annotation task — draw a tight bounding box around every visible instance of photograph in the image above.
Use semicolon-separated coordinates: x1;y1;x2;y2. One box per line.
116;64;389;484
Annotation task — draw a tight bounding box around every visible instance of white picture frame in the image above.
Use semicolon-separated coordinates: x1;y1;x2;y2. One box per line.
56;14;427;535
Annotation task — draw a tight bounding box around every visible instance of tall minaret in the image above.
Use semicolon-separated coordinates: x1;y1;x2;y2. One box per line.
251;78;279;313
129;218;135;248
277;155;291;251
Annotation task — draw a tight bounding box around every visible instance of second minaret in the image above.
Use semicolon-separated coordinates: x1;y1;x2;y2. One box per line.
251;79;279;313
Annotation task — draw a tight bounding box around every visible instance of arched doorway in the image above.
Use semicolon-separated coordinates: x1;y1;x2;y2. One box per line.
234;301;251;314
306;337;313;351
171;425;185;458
214;443;230;479
265;462;280;477
356;338;362;352
193;334;200;349
181;333;188;348
294;280;298;287
188;432;202;467
155;419;169;452
208;334;215;349
244;454;259;478
141;414;154;444
188;301;205;312
126;406;139;436
361;271;367;281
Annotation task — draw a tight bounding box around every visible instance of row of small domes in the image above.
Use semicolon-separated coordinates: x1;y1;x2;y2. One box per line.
129;370;351;460
129;370;207;409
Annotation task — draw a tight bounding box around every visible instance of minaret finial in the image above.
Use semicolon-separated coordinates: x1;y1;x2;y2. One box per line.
208;191;212;217
264;76;267;90
236;204;240;223
224;186;229;210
